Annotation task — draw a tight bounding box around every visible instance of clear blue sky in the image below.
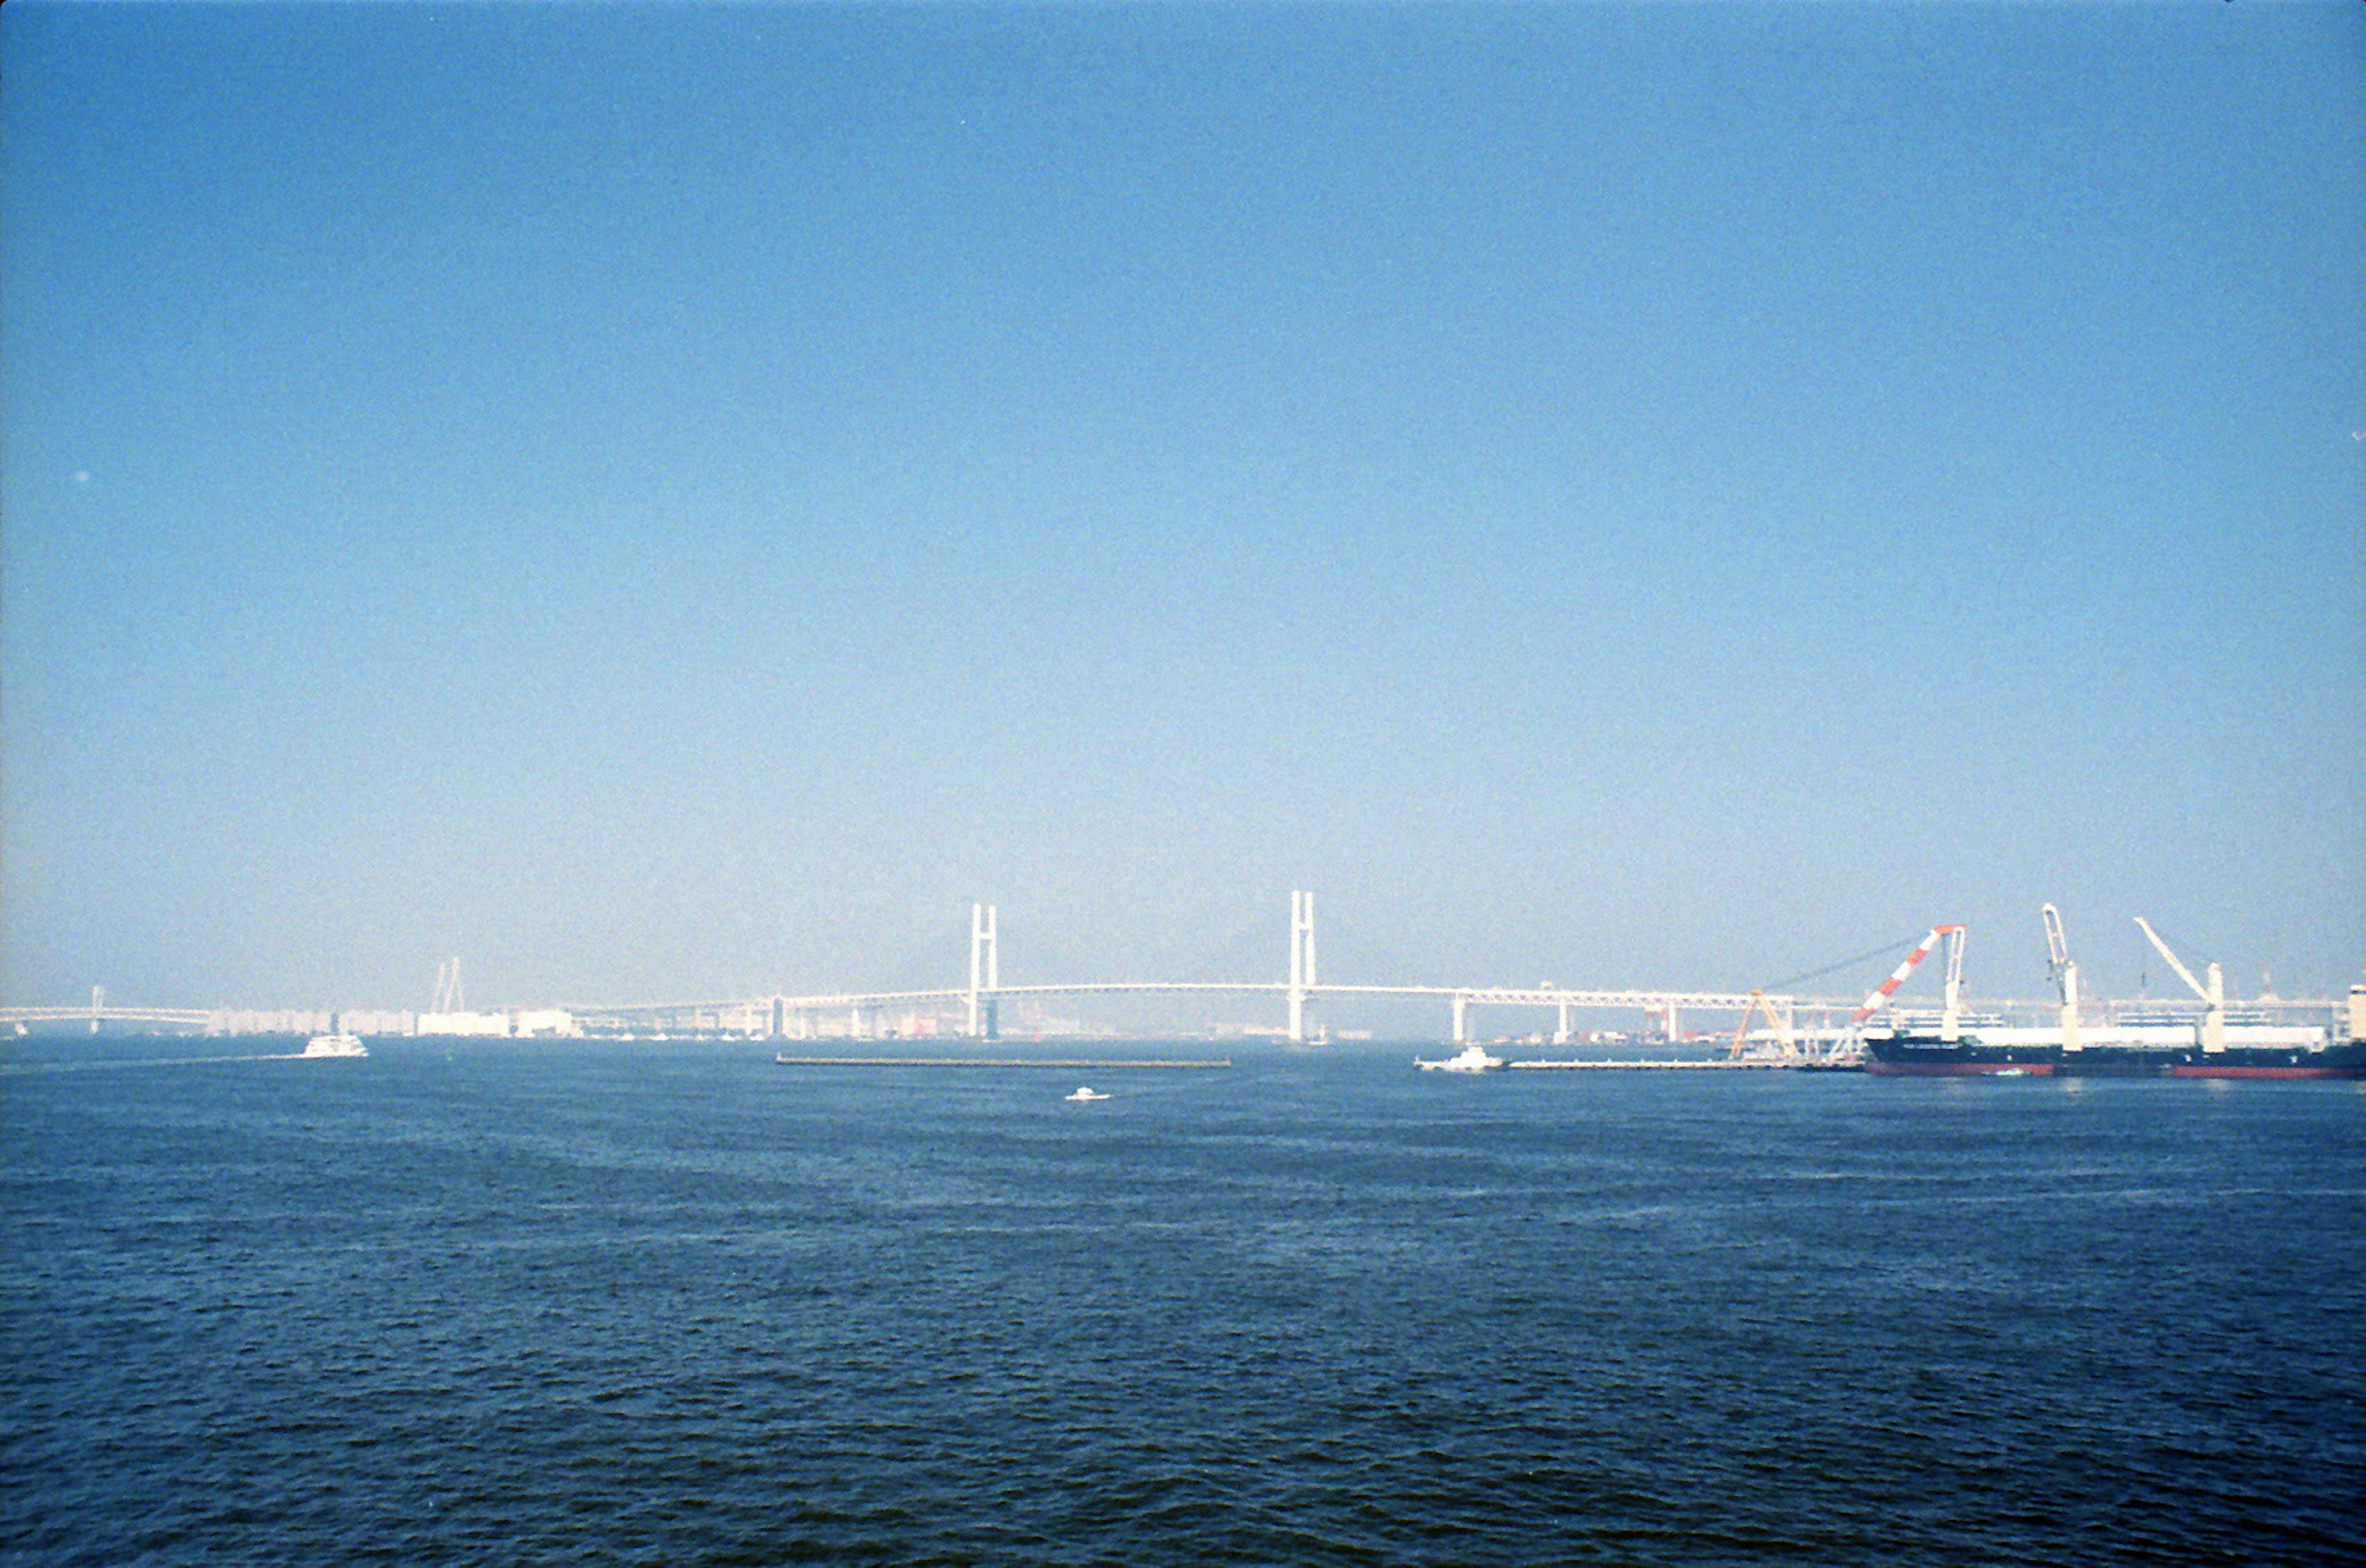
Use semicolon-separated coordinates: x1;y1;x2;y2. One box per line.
5;1;2361;1013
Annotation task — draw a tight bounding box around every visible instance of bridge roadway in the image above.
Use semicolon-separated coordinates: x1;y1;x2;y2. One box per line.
571;981;2341;1044
1;1005;216;1028
569;981;1819;1045
577;983;1797;1010
6;989;2335;1042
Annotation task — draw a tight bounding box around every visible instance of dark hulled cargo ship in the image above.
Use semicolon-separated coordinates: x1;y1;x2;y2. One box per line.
1853;909;2365;1079
1864;1034;2366;1078
1864;985;2366;1079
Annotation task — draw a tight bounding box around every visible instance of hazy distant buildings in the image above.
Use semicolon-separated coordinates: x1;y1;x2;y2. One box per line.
410;1008;580;1038
212;1009;335;1036
415;1010;513;1038
194;1007;581;1038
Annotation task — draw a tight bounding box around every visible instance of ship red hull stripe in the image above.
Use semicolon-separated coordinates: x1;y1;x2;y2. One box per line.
1863;1062;2057;1077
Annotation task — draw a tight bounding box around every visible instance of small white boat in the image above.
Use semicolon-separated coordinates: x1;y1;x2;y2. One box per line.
1065;1086;1109;1102
1991;1066;2029;1078
302;1033;367;1058
1415;1044;1504;1073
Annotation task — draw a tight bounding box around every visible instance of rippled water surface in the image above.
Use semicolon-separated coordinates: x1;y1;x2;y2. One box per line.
4;1039;2362;1564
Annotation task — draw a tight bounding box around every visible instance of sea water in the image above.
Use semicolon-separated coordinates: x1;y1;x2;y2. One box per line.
3;1039;2361;1565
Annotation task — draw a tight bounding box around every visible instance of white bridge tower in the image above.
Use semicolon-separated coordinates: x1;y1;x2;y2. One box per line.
1287;890;1319;1042
967;903;1000;1038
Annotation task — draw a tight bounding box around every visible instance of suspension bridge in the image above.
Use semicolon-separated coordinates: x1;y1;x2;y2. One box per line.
9;894;2334;1057
566;893;1821;1047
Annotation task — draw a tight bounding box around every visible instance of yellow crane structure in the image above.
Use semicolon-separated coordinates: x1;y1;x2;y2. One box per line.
1726;989;1798;1061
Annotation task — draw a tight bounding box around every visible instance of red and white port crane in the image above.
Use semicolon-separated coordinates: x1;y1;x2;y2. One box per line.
1851;924;1967;1040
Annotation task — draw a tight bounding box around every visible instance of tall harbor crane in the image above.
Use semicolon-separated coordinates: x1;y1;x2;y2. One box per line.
1851;924;1967;1041
2133;917;2227;1054
2043;904;2082;1052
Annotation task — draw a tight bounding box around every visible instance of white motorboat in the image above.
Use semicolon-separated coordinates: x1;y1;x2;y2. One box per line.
1065;1086;1109;1102
1415;1044;1504;1073
302;1033;367;1058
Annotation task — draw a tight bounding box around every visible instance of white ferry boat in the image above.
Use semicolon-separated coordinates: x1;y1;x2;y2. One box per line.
1415;1044;1503;1073
1065;1086;1109;1102
302;1033;367;1058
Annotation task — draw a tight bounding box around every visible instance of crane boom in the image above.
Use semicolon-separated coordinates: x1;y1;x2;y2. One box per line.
1850;925;1966;1026
1940;924;1966;1040
2132;916;2227;1054
2042;903;2081;1050
2043;904;2071;973
2133;917;2207;1002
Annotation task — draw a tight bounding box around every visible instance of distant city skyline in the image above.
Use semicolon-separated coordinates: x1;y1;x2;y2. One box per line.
5;1;2361;1010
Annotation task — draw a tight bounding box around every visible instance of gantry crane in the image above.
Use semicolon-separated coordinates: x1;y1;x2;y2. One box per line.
1726;989;1797;1061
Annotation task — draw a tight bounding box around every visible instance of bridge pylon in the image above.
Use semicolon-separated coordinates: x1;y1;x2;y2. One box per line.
1288;890;1318;1042
967;903;1000;1039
